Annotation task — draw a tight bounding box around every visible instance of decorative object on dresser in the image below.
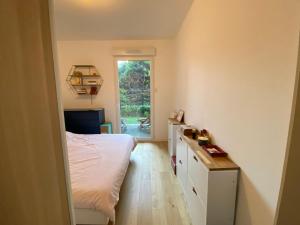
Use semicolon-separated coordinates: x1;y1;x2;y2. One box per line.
202;144;228;157
177;128;239;225
196;129;210;146
192;129;197;139
176;109;184;122
66;65;104;104
64;108;105;134
197;136;209;146
170;111;178;119
180;125;198;136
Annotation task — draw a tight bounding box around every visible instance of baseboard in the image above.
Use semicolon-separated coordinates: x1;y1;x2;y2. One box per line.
137;139;167;143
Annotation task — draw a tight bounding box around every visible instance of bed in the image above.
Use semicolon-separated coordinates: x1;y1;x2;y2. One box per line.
66;132;136;225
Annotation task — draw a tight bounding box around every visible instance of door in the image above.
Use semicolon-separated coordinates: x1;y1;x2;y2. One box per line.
115;58;153;139
0;0;73;224
275;34;300;225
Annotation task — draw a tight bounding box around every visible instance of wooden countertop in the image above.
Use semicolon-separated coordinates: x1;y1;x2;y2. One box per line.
181;133;240;171
168;118;185;125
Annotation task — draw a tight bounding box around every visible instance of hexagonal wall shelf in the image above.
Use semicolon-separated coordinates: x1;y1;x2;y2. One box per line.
66;65;103;96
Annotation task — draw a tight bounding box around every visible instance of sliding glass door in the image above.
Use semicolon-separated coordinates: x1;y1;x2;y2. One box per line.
116;59;153;139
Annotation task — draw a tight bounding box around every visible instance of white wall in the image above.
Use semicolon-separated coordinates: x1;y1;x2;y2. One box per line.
174;0;300;225
56;40;174;140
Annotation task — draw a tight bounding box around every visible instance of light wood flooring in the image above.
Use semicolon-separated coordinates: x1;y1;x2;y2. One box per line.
114;142;191;225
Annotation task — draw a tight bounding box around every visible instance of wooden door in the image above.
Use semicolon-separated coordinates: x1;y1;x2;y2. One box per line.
0;0;72;224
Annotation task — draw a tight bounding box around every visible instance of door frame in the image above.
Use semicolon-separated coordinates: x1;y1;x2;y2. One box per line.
48;0;75;224
274;33;300;225
113;56;155;141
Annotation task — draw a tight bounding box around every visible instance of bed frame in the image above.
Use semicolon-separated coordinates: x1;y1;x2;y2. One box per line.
75;208;109;225
71;136;136;225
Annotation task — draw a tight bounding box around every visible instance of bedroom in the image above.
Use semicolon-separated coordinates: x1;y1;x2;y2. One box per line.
1;1;300;225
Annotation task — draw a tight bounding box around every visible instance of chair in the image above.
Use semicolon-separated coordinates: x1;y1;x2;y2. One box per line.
139;116;151;129
121;118;127;132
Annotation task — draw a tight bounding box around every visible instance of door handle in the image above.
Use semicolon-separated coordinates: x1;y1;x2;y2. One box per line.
193;155;198;162
192;187;198;196
179;160;182;164
179;137;182;141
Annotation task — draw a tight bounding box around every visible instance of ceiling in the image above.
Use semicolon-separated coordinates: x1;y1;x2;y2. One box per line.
54;0;193;40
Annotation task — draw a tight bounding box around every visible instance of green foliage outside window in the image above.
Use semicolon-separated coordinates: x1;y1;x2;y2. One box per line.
118;60;151;119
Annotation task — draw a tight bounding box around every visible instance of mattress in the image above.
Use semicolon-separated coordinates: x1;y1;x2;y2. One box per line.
66;132;136;222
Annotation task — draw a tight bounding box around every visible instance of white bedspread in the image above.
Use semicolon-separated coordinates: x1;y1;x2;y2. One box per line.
66;132;136;222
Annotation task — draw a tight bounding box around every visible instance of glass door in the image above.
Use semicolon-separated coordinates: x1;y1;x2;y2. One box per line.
116;59;152;139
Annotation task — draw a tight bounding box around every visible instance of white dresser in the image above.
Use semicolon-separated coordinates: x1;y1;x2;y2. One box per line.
176;130;239;225
168;118;184;156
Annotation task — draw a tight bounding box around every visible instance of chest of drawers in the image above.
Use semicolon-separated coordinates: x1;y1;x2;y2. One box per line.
176;131;239;225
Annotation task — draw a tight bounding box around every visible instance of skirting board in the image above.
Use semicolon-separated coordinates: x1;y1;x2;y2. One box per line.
75;208;109;225
137;139;167;143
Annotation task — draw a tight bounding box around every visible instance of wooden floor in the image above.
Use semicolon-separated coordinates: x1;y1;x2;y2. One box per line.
114;142;191;225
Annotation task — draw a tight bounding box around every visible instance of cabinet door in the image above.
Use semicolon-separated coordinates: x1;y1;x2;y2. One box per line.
168;123;173;156
176;133;188;194
172;125;179;156
206;170;238;225
187;178;206;225
188;147;209;204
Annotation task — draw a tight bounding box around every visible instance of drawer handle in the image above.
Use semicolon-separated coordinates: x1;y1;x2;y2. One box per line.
193;155;198;162
179;160;182;164
179;137;182;141
192;187;198;196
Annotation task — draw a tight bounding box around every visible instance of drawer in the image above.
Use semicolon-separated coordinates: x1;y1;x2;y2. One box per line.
187;179;206;225
188;147;208;204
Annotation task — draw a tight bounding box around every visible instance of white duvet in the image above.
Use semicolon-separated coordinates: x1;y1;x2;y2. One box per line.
66;132;136;222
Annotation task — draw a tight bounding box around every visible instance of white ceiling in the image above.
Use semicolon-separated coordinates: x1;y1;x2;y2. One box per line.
54;0;193;40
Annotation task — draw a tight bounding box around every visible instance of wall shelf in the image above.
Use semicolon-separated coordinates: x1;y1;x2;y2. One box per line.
66;65;104;97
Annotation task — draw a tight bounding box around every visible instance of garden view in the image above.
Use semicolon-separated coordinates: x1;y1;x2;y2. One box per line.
117;60;151;138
